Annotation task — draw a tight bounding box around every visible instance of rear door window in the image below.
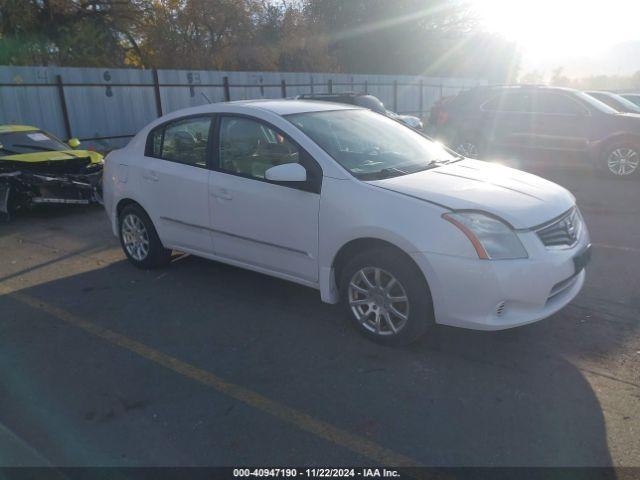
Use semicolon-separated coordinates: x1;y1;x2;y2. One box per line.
532;92;586;115
146;116;212;167
482;91;532;113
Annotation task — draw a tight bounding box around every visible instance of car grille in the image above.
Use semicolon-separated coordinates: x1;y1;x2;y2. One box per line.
536;208;582;248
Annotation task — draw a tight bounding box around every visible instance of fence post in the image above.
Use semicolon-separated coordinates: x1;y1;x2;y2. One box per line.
310;76;314;94
152;68;163;117
55;74;72;140
328;79;333;94
223;76;230;101
439;80;443;100
281;79;287;98
419;79;424;116
393;80;398;112
364;80;368;94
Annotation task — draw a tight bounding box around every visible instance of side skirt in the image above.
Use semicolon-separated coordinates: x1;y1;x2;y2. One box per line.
165;245;321;292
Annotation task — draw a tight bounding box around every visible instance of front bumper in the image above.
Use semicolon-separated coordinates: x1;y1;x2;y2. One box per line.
0;169;103;217
412;228;590;330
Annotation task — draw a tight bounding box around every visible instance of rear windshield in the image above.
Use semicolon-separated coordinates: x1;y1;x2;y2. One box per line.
0;130;69;155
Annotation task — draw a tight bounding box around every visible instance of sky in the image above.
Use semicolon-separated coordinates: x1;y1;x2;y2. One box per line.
472;0;640;74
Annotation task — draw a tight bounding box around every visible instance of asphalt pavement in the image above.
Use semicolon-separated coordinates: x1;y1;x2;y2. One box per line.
0;163;638;467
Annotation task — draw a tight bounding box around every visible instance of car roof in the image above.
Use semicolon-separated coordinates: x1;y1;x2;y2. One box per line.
0;124;38;133
469;84;581;100
443;84;586;110
133;99;364;141
154;99;362;123
298;92;368;98
481;85;578;93
226;99;360;115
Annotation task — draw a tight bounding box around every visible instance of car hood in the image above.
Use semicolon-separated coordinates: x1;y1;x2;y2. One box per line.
367;159;575;229
0;149;103;164
616;112;640;118
614;112;640;129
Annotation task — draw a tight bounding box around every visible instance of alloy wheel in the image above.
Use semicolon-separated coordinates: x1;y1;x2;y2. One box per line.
348;266;410;336
121;213;150;261
607;147;639;176
455;142;479;159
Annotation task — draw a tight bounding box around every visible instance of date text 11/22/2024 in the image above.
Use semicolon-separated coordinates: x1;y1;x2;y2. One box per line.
233;468;401;478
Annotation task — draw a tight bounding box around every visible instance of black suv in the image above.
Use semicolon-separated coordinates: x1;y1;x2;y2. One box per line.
430;85;640;177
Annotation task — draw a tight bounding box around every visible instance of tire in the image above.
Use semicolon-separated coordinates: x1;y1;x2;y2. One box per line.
339;248;434;346
601;142;639;178
453;137;484;159
118;204;172;269
0;182;14;222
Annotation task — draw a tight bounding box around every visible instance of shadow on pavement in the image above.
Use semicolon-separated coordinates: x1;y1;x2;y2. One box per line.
0;253;622;467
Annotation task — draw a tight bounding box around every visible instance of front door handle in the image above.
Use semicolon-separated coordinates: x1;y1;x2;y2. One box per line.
143;169;159;182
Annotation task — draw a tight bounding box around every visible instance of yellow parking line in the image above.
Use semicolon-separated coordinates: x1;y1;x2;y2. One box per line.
3;288;419;467
593;243;640;254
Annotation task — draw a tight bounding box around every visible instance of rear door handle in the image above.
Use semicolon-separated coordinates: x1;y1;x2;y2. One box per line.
212;188;232;200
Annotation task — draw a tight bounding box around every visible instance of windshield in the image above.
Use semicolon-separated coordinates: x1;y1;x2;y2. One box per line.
622;94;640;107
287;109;454;179
574;91;619;114
0;130;69;155
598;92;640;113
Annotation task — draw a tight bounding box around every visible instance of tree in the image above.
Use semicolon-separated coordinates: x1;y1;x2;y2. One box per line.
550;67;572;87
302;0;518;80
519;70;544;84
0;0;519;81
0;0;142;66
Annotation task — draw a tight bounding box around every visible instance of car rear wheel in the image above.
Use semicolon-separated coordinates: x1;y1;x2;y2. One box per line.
119;204;172;269
0;182;16;222
339;248;434;346
604;144;639;177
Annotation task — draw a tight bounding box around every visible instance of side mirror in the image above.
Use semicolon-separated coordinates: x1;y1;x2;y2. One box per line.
68;138;81;148
265;163;307;182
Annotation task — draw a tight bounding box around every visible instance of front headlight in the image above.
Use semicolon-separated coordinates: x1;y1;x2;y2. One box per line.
443;212;528;260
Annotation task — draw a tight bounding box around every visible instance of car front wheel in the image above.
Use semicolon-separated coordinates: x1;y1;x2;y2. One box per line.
119;204;172;269
454;138;483;159
339;248;434;345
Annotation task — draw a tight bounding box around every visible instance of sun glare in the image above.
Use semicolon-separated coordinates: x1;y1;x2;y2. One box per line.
473;0;640;63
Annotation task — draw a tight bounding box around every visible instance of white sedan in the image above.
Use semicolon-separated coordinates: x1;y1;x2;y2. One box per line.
103;100;591;345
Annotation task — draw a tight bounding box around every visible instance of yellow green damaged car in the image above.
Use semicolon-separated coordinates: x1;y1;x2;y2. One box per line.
0;125;103;220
